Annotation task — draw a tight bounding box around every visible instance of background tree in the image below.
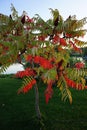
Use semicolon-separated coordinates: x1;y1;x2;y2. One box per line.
0;4;87;129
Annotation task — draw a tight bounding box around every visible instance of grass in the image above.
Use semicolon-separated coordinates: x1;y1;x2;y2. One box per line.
0;75;87;130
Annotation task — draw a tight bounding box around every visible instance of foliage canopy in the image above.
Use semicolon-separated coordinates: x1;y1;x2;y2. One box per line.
0;4;87;104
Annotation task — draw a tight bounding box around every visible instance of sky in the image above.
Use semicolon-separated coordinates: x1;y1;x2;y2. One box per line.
0;0;87;20
0;0;87;74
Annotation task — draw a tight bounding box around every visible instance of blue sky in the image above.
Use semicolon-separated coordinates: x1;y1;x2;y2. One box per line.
0;0;87;20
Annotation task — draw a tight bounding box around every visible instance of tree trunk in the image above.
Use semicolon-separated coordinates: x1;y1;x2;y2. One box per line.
34;83;41;120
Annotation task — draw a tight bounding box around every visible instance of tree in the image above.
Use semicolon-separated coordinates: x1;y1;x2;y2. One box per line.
0;4;87;129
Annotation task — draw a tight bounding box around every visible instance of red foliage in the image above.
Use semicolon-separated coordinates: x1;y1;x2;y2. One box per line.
53;35;59;44
38;35;46;41
66;33;72;38
45;80;53;104
18;79;36;94
69;40;82;53
26;55;53;69
64;76;84;90
60;38;67;46
34;56;41;64
53;36;67;46
39;57;53;69
85;86;87;89
75;62;85;70
15;68;35;78
73;45;82;53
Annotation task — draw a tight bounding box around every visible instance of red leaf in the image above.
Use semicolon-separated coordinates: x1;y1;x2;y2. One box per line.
53;35;59;44
34;56;53;69
73;45;82;53
60;38;67;46
45;80;53;104
38;35;46;41
75;62;85;70
85;86;87;89
40;58;53;69
18;79;36;94
64;76;84;90
34;56;41;63
66;33;72;38
45;93;50;104
64;76;87;90
15;68;35;78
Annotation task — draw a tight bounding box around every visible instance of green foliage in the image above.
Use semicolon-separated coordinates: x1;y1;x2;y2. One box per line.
57;75;72;104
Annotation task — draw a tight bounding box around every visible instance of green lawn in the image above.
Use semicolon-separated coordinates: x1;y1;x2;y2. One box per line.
0;75;87;130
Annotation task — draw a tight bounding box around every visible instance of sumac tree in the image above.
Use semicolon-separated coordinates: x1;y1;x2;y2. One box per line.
0;4;87;125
